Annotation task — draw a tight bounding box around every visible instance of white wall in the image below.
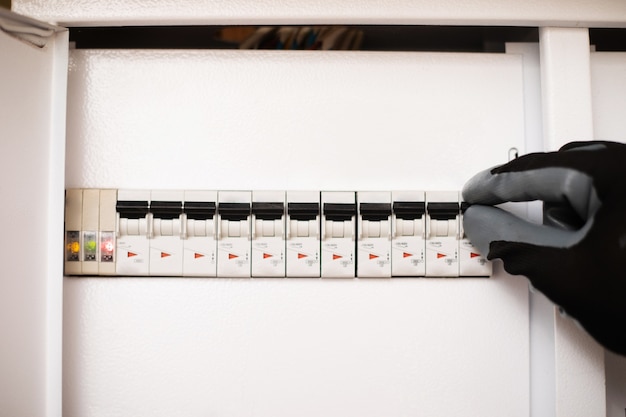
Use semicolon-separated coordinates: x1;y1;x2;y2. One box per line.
63;49;530;417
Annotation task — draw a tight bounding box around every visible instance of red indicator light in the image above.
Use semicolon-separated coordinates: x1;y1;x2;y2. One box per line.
104;241;114;252
100;231;115;262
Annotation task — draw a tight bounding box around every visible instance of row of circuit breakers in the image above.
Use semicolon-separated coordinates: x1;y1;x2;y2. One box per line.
64;190;491;278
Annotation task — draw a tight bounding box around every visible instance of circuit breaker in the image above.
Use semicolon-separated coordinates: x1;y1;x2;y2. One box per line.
251;191;286;277
149;190;184;276
357;192;392;278
116;189;151;276
182;190;217;277
65;188;490;278
425;191;460;277
217;191;252;277
321;192;357;278
286;191;321;277
391;191;426;277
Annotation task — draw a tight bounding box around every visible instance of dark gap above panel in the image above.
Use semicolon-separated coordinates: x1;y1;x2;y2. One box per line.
69;26;626;52
590;28;626;52
69;25;540;52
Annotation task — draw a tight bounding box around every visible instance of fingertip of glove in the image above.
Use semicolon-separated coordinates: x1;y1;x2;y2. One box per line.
462;168;495;203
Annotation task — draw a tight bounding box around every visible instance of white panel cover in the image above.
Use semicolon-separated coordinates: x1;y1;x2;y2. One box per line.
591;52;626;143
0;10;67;417
64;50;529;417
13;0;626;27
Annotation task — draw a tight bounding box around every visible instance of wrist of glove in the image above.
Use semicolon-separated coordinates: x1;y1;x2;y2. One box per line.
462;141;626;355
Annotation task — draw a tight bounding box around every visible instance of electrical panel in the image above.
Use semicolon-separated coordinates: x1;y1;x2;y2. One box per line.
64;189;491;278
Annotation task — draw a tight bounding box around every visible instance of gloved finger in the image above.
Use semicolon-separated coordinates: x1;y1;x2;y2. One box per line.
543;202;585;230
489;233;626;355
462;205;590;257
485;238;583;311
559;140;618;152
462;151;599;220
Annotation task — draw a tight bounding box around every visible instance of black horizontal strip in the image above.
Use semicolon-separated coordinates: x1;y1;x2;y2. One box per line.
116;200;149;219
288;202;319;221
151;201;183;219
393;201;425;220
218;202;251;221
68;25;541;53
324;203;356;222
359;203;391;221
252;202;284;220
184;201;216;220
427;202;459;220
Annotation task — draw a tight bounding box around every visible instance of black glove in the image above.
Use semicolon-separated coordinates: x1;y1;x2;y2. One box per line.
462;141;626;355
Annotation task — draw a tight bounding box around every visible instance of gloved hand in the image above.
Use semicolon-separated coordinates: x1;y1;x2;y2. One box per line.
462;141;626;355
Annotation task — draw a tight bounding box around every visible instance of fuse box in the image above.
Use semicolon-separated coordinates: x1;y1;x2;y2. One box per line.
64;188;490;278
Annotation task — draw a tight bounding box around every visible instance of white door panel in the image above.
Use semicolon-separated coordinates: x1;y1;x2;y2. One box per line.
63;49;529;417
0;9;67;417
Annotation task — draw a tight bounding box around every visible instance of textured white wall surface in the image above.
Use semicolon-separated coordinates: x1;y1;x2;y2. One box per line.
12;0;626;27
590;51;626;417
63;50;530;417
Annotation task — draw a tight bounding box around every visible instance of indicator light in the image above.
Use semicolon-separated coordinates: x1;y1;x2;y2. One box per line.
65;231;80;262
100;231;115;262
83;231;97;261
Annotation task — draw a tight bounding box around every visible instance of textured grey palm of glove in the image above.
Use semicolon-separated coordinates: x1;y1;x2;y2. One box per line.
462;141;626;355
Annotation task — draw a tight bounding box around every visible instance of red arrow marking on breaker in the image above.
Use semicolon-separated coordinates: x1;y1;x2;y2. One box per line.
127;252;137;258
470;252;481;258
298;253;308;259
403;252;413;258
437;253;447;258
369;253;379;260
263;253;273;259
333;254;343;260
228;253;238;259
161;252;171;258
194;253;205;259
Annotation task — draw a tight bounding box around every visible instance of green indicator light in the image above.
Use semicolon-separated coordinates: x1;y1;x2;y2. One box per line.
85;240;97;253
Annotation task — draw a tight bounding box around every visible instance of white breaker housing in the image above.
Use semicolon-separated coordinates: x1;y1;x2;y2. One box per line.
391;191;426;277
182;190;218;277
286;191;321;277
149;190;184;276
357;192;392;278
425;191;460;277
217;191;252;277
321;191;356;278
251;191;286;277
116;189;151;276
